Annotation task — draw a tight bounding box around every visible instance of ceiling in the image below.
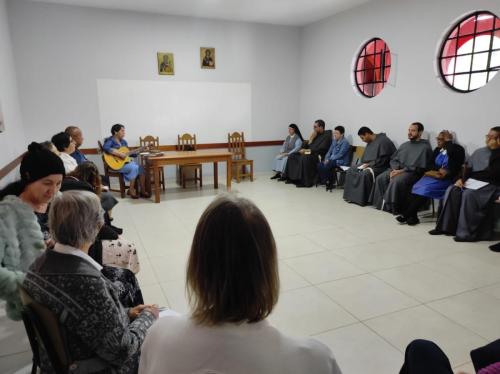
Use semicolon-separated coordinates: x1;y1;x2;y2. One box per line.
26;0;376;26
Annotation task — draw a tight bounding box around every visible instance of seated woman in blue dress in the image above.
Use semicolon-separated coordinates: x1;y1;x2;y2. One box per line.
103;124;149;199
396;130;465;226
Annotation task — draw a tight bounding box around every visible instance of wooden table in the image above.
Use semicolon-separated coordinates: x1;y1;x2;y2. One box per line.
145;150;233;203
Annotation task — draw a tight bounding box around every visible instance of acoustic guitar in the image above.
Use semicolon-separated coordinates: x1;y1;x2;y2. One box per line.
103;146;149;170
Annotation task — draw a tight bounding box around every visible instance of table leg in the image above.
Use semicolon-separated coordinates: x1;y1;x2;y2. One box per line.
213;162;218;188
226;157;232;191
154;165;160;203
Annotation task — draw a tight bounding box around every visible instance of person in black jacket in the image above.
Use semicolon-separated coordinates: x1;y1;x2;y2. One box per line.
396;130;465;226
400;338;500;374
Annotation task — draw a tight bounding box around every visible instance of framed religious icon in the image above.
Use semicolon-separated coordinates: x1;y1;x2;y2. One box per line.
200;47;215;69
157;52;175;75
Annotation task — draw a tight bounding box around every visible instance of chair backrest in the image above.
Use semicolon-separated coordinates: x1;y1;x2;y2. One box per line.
19;286;70;374
139;135;160;150
177;133;197;151
98;141;112;174
351;145;365;166
228;131;246;160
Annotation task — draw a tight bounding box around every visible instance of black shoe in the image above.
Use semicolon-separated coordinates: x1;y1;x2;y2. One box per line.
278;177;287;182
489;243;500;252
270;173;281;180
407;217;420;226
285;179;294;184
453;236;475;242
296;183;306;188
396;215;407;223
110;225;123;235
429;229;444;235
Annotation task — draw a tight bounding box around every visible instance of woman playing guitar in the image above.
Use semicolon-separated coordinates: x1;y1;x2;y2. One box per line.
103;124;150;199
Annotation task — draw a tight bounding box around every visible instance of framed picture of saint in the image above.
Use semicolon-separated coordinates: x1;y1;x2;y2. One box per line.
200;47;215;69
157;52;175;75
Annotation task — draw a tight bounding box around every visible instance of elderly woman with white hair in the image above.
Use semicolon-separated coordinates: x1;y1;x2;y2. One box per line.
23;190;158;374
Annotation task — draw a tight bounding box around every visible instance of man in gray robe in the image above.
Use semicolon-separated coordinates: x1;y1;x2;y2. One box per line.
373;122;433;214
343;127;396;206
285;119;332;187
430;126;500;241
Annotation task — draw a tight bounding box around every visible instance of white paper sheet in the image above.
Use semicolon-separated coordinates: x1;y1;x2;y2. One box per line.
464;178;489;190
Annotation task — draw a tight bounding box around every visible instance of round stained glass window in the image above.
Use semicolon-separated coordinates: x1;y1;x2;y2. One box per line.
439;11;500;92
354;38;392;98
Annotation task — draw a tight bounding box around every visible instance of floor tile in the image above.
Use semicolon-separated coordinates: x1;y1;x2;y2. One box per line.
150;252;189;283
160;280;190;315
365;305;487;367
275;234;325;259
318;274;419;320
141;284;169;307
420;253;500;288
314;323;404;374
269;286;356;337
428;290;500;341
374;263;473;303
278;262;310;291
285;252;365;284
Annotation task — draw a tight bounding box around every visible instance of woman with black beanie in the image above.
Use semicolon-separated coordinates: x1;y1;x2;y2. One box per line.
0;142;65;320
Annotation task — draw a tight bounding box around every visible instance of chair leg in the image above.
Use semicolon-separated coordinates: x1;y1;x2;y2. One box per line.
161;169;166;191
250;162;254;182
199;168;203;187
119;176;126;198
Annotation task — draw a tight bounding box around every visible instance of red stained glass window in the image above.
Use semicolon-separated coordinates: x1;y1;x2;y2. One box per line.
439;11;500;92
354;38;391;98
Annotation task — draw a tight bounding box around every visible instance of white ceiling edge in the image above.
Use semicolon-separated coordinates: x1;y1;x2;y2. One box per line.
22;0;378;27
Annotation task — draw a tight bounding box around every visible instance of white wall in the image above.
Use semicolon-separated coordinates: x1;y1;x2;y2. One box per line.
7;0;300;150
299;0;500;153
0;0;26;187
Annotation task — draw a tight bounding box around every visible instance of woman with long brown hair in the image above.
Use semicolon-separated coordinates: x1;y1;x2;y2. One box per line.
139;195;342;374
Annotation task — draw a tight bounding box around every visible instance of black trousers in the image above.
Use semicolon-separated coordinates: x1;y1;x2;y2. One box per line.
402;194;428;219
400;340;453;374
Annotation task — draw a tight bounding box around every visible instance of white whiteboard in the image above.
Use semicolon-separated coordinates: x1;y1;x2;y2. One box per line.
97;79;252;145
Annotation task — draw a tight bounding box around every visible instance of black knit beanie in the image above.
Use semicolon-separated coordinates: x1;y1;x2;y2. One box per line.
20;142;66;183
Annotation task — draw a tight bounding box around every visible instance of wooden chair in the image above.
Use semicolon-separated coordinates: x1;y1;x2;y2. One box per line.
177;133;202;188
228;131;253;183
98;140;127;198
139;135;165;191
19;286;72;374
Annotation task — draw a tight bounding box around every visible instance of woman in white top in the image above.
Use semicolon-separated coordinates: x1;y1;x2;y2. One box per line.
139;195;342;374
51;131;78;173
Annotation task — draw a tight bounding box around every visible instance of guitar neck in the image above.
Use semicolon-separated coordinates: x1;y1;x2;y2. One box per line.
126;146;146;156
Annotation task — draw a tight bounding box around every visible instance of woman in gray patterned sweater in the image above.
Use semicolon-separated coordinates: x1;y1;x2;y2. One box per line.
24;190;158;373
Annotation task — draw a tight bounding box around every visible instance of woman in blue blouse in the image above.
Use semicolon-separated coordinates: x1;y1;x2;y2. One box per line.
103;124;148;199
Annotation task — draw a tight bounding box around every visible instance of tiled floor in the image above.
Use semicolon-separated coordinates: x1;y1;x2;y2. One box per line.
1;173;499;373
